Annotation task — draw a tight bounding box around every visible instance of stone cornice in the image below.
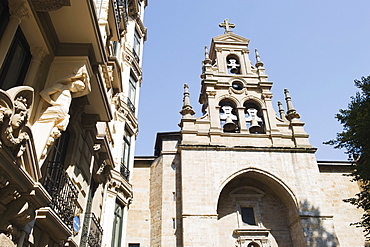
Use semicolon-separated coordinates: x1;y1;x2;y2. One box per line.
31;0;71;12
178;144;317;153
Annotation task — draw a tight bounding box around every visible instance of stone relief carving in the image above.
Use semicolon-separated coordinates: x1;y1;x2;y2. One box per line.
31;0;71;12
0;87;34;158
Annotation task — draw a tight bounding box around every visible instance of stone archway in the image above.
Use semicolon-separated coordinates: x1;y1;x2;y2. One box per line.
216;169;303;247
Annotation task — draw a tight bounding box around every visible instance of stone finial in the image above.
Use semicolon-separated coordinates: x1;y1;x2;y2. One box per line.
180;84;195;117
255;49;264;68
219;19;235;33
203;46;211;65
277;101;286;120
284;89;300;120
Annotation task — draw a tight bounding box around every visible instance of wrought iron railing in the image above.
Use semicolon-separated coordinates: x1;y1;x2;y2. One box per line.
120;162;130;180
127;97;136;113
43;161;79;230
87;213;103;247
132;49;140;63
112;0;121;32
118;0;128;30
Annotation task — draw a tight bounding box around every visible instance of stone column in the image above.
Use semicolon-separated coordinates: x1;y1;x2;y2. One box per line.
24;47;48;86
237;106;248;133
0;0;31;68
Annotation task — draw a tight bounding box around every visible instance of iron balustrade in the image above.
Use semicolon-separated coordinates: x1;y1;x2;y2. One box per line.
120;162;130;180
127;97;136;113
118;0;128;30
43;161;79;230
132;49;140;63
87;213;103;247
112;0;122;32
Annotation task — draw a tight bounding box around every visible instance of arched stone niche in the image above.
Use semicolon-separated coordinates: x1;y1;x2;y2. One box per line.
216;169;302;247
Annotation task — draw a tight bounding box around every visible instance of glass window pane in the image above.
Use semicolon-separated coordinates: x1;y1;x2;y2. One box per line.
241;207;256;225
112;203;124;247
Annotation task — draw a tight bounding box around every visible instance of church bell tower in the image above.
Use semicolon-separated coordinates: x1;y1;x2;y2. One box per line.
180;19;311;149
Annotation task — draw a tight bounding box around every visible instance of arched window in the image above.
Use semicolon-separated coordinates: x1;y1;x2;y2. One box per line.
244;101;264;134
226;55;240;74
219;100;239;133
247;242;260;247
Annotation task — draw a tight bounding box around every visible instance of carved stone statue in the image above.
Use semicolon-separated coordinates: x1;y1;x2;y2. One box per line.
38;66;89;132
34;65;90;160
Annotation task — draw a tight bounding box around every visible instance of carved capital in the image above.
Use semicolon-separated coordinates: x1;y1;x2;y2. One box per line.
30;47;48;62
241;48;249;54
8;0;32;21
262;92;273;100
215;47;223;53
206;91;217;98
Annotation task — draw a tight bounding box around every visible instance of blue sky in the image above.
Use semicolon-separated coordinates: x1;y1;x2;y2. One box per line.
135;0;370;160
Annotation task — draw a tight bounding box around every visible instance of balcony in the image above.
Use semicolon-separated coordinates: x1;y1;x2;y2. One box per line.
112;0;122;34
87;213;103;247
118;0;128;31
43;161;79;230
120;162;130;180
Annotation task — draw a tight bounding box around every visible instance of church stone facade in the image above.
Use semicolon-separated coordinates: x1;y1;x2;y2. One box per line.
128;20;366;246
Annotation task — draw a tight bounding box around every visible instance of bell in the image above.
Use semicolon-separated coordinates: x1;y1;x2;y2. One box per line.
249;119;261;133
230;67;238;74
223;116;236;132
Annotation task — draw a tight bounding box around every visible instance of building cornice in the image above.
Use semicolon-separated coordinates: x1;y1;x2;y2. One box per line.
178;144;317;153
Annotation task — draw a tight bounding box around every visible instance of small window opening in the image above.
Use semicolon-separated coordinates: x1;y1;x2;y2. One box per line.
241;207;256;225
232;81;244;90
226;55;240;74
247;243;260;247
129;244;140;247
0;27;31;90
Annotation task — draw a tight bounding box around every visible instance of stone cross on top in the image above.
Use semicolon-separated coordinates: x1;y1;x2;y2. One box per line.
219;19;235;33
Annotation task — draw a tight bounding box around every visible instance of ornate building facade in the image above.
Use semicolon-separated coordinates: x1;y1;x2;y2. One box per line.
128;20;366;247
0;0;147;246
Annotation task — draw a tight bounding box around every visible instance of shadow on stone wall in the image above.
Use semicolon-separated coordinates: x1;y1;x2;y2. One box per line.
299;200;339;247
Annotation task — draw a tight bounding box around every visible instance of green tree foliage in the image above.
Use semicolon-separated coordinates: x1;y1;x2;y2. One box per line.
325;76;370;238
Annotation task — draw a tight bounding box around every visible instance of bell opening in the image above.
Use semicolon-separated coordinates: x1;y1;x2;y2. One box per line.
219;100;239;133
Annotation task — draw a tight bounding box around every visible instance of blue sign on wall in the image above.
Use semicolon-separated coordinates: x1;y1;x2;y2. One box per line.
73;216;80;232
